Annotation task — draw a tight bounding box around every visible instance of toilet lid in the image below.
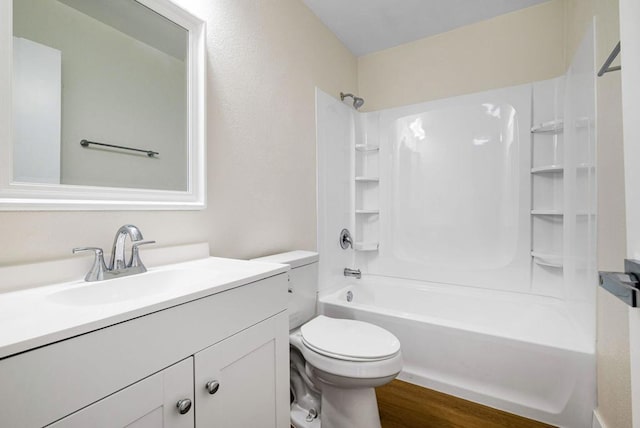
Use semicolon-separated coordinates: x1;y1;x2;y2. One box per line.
300;316;400;361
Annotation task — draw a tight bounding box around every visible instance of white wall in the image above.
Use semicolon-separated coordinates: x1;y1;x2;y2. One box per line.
191;0;357;259
589;0;633;425
14;0;187;191
357;0;566;111
619;0;640;423
0;0;358;269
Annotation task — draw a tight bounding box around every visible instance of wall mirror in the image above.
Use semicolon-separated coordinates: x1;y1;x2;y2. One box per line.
0;0;205;210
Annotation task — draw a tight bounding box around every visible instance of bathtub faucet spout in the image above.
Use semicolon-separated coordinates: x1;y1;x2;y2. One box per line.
344;268;361;279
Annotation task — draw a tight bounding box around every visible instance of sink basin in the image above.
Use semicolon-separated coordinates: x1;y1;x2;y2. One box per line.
0;249;290;360
47;268;217;306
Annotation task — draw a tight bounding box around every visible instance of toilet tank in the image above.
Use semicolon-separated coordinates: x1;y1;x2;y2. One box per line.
251;251;319;330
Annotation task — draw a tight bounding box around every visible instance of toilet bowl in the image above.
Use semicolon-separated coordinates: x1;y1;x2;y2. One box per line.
251;251;403;428
291;316;402;428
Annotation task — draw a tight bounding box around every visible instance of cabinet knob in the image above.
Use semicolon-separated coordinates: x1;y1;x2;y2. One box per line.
176;398;192;415
205;380;220;395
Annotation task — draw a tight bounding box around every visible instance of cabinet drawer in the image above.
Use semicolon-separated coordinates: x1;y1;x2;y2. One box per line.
0;273;287;427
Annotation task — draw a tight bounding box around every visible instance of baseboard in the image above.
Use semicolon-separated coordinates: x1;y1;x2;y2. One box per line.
592;410;606;428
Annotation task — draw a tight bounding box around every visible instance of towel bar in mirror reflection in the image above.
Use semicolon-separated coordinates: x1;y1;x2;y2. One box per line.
0;0;206;210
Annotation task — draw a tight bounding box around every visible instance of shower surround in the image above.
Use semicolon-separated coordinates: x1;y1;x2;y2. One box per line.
316;27;596;428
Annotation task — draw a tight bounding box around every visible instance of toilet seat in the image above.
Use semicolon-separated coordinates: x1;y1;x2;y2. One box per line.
300;315;400;362
290;320;403;381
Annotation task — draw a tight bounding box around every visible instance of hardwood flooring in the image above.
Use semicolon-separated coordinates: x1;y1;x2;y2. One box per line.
376;380;556;428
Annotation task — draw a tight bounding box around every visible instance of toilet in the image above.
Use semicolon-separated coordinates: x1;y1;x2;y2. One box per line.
252;251;402;428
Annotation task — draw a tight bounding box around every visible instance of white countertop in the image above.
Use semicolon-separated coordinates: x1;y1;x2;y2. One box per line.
0;256;288;359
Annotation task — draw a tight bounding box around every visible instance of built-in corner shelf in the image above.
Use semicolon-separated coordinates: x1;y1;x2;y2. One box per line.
530;164;594;174
531;165;563;174
354;242;379;252
354;139;380;254
531;252;564;268
355;176;379;183
531;164;594;174
355;144;380;152
531;210;592;217
531;119;564;134
531;209;563;216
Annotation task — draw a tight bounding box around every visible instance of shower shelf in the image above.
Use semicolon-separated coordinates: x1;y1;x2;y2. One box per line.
531;165;563;173
531;252;564;268
354;242;379;252
530;164;593;174
354;135;380;253
531;210;592;217
531;210;563;215
531;119;564;134
355;144;380;152
355;176;379;183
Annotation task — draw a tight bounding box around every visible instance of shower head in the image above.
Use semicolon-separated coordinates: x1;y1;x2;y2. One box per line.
340;92;365;110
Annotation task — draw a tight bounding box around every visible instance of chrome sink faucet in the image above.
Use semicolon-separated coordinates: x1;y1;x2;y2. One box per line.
110;224;144;270
73;224;155;282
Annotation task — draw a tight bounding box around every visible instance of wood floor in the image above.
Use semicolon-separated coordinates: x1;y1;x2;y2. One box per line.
376;380;556;428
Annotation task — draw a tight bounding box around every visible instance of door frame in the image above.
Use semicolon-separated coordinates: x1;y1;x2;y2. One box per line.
618;0;640;426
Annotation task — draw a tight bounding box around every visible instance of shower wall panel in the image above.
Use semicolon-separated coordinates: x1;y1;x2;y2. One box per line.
316;89;355;294
367;85;533;292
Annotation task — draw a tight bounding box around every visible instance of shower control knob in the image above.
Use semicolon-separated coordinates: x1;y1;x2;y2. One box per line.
176;398;192;415
206;380;220;395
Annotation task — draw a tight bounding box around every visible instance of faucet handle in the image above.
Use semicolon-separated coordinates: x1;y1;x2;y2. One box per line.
129;240;156;269
72;247;108;282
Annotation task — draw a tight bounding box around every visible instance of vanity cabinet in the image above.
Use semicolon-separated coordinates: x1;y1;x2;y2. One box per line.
50;357;195;428
195;313;289;427
0;273;289;428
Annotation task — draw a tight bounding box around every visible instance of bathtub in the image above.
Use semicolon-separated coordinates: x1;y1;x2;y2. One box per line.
319;276;595;428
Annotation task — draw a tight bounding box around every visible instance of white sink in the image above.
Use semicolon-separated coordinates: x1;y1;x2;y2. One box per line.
47;268;218;306
0;248;289;359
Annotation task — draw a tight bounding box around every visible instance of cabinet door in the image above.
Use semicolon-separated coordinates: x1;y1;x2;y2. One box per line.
194;312;289;428
49;357;194;428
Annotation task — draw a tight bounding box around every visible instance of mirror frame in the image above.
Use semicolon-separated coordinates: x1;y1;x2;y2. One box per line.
0;0;206;210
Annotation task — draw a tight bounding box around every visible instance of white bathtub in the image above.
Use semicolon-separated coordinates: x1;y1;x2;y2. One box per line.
319;276;595;428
